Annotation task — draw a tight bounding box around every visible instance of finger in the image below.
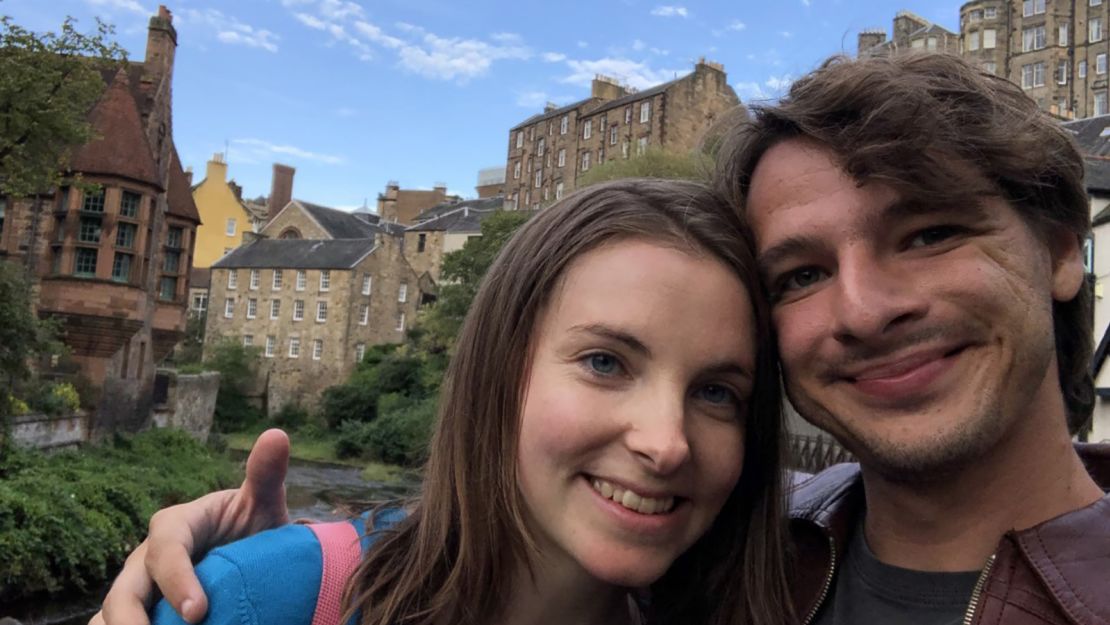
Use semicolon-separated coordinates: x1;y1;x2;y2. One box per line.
145;540;208;623
99;542;154;625
145;498;231;622
242;428;291;524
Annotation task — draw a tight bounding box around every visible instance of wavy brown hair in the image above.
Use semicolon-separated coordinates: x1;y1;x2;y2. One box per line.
340;178;792;625
715;52;1093;433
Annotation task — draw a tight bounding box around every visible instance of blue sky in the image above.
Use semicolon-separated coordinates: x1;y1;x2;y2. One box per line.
5;0;960;210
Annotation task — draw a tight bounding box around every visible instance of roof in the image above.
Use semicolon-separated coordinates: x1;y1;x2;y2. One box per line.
167;146;201;223
241;200;269;222
1062;115;1110;195
189;267;211;289
511;97;597;132
68;69;162;188
586;76;681;118
295;200;382;238
212;239;378;270
410;196;505;230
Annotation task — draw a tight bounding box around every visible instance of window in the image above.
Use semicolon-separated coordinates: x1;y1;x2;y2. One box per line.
1058;59;1069;84
359;303;369;325
293;300;305;321
513;161;521;179
159;277;176;301
543;186;549;201
1092;18;1103;43
1094;0;1104;6
111;253;132;282
1023;25;1046;51
79;217;102;243
912;38;926;49
396;312;406;332
398;283;408;303
249;269;260;289
296;270;306;290
82;188;105;212
1081;59;1089;78
535;170;542;188
319;270;330;291
56;186;70;212
560;115;568;134
581;151;590;171
120;191;141;218
622;141;630;159
288;338;301;358
598;148;605;164
163;250;180;274
984;7;997;18
1057;97;1069;114
537;138;545;156
74;248;98;276
1022;62;1046;88
637;136;649;155
224;298;235;318
167;227;183;249
357;275;370;296
556;182;564;200
926;36;938;50
273;269;283;290
116;223;136;248
312;339;323;360
983;28;996;49
192;293;208;313
610;125;618;145
983;61;998;75
316;301;328;322
1097;91;1109;116
558;149;566;167
1059;23;1069;47
583;119;592;139
247;298;258;319
640;101;651;123
969;9;982;21
265;335;276;357
243;335;253;347
1023;0;1045;16
270;299;281;319
228;271;238;289
355;343;366;362
226;217;237;237
1099;53;1108;75
515;132;523;148
625;106;632;124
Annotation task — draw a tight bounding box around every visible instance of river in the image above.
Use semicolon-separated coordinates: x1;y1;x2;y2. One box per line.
5;455;415;625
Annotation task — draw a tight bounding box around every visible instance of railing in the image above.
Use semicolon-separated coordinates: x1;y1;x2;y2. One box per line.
787;434;855;474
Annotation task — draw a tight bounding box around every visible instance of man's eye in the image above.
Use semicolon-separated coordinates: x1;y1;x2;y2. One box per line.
584;353;621;375
781;267;827;292
909;225;962;248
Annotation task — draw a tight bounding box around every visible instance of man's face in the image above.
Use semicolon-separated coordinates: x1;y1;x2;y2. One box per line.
746;138;1084;480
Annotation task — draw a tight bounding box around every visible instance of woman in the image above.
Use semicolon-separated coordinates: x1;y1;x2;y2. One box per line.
150;179;792;625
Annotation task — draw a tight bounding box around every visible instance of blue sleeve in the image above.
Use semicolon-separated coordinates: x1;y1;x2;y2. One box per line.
150;524;323;625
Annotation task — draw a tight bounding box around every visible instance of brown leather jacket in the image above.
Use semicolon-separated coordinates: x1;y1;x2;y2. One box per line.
787;443;1110;625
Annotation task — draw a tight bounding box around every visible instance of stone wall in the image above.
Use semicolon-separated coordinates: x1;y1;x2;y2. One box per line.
262;203;331;239
10;411;89;450
150;369;220;442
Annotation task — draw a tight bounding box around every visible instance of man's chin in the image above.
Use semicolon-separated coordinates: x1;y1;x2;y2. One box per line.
842;421;1003;484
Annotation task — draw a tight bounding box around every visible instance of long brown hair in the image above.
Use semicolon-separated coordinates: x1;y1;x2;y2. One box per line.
714;52;1093;433
342;178;791;625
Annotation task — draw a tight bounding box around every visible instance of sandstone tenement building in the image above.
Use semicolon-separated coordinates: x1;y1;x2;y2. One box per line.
376;182;459;226
0;5;198;435
404;197;503;283
858;11;961;57
504;59;740;209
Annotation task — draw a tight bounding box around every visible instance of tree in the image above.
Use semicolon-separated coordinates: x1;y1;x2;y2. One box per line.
575;148;714;188
0;261;61;437
0;14;126;197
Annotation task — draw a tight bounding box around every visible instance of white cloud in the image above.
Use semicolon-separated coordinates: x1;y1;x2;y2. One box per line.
650;5;689;17
728;20;747;31
515;90;549;108
294;13;326;30
178;8;280;53
735;74;794;102
85;0;148;14
650;47;669;56
398;31;532;82
542;52;567;63
765;74;794;91
561;57;684;90
232;138;344;165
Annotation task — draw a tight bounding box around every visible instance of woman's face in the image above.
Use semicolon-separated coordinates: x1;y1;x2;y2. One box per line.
516;237;755;588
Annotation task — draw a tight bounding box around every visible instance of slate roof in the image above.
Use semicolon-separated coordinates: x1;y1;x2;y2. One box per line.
189;267;211;289
212;239;378;270
412;196;504;224
587;77;681;118
167;146;201;223
862;21;957;56
409;197;506;232
511;97;598;132
294;200;382;238
1062;116;1110;196
69;69;161;188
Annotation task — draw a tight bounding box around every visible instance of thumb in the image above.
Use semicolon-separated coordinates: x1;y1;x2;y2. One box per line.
242;428;290;522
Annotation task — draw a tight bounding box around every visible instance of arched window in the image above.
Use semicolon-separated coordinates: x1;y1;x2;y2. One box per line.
279;228;301;239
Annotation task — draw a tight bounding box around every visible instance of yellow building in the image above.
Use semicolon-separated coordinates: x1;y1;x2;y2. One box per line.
191;153;254;267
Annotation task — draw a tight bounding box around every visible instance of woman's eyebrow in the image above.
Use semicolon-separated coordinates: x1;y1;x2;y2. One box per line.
568;323;652;357
700;361;754;382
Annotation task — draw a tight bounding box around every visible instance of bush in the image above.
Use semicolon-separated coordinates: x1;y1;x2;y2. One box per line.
272;402;310;431
366;395;437;467
320;375;379;429
23;381;81;416
204;339;263;432
0;429;236;602
334;419;376;460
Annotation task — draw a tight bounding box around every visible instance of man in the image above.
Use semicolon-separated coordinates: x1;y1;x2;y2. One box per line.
93;53;1110;625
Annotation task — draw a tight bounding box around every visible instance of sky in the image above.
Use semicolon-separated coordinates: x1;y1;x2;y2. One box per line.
4;0;961;210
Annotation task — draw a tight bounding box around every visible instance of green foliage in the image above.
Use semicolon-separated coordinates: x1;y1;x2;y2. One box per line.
271;402;310;431
322;347;437;429
575;148;714;188
0;429;236;602
335;395;437;467
25;381;81;416
176;312;207;367
0;261;64;434
204;339;263;432
320;375;380;429
0;15;127;196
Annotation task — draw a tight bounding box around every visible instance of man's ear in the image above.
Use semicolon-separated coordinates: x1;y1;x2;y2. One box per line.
1050;228;1085;302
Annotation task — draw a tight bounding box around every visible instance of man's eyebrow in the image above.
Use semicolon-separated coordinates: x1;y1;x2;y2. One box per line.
568;324;651;357
757;235;825;275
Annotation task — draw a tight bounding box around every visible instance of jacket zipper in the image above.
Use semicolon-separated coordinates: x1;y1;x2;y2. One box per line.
802;533;838;625
962;554;997;625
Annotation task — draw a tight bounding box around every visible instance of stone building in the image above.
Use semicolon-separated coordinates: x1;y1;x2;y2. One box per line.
858;10;961;57
205;236;421;412
475;167;506;199
0;5;198;434
504;59;740;210
376;182;460;225
404;197;503;282
263;198;404;241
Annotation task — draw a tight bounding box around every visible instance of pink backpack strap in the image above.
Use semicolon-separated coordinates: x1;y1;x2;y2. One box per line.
307;521;362;625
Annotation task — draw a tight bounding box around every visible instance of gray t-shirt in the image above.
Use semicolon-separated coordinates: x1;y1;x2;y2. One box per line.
812;520;981;625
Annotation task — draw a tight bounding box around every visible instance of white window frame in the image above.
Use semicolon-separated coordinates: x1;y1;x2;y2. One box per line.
355;343;365;362
1081;59;1089;78
316;300;328;322
1058;59;1069;84
555;182;564;200
227;271;238;290
581;151;590;171
534;169;542;188
319;270;330;292
270;299;281;320
637;136;649;155
984;7;997;18
560;115;568;134
1059;23;1069;47
968;30;979;51
362;275;372;295
243;335;253;347
513;161;521;179
272;269;283;290
293;299;304;321
640;101;651;123
312;339;323;361
296;270;306;291
246;298;257;319
983;61;997;75
583;119;592;140
396;312;406;332
983;28;996;49
558;149;566;167
224;298;234;318
1099;53;1109;75
398;283;408;303
1096;91;1109;116
515;131;523;148
537;138;545;156
609;125;618;145
1092;17;1103;43
1094;0;1104;6
359;303;369;325
288;337;301;358
1023;0;1046;16
265;336;275;357
249;269;259;290
225;217;236;237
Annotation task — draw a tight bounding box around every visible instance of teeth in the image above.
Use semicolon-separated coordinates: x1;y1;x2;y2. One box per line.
590;478;676;515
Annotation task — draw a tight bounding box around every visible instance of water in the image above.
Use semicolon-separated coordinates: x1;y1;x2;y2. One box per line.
4;454;416;625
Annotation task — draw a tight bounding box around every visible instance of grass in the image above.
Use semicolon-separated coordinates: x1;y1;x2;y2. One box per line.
224;425;409;482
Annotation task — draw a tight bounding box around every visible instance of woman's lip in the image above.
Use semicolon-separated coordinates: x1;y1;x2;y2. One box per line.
584;473;679;500
581;476;688;536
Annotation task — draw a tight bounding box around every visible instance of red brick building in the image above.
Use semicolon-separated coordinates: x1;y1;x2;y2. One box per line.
0;5;199;434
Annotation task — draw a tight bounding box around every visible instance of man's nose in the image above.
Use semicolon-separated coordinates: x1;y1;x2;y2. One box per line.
831;249;928;343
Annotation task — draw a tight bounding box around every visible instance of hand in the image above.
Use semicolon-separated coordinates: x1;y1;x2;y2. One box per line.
90;429;292;625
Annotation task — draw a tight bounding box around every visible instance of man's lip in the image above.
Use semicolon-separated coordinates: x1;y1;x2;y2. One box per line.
833;344;967;402
837;345;966;382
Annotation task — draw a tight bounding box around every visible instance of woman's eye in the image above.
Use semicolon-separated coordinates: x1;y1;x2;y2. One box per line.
585;353;621;375
696;384;736;406
909;225;962;248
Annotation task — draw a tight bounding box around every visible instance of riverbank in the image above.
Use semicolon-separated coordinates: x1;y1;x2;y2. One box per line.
222;427;413;484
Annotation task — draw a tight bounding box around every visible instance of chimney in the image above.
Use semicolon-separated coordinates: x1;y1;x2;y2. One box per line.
206;152;228;185
144;5;177;90
591;74;627;101
268;163;295;220
544;102;559;112
857;29;887;56
433;182;447;201
184;166;193;186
